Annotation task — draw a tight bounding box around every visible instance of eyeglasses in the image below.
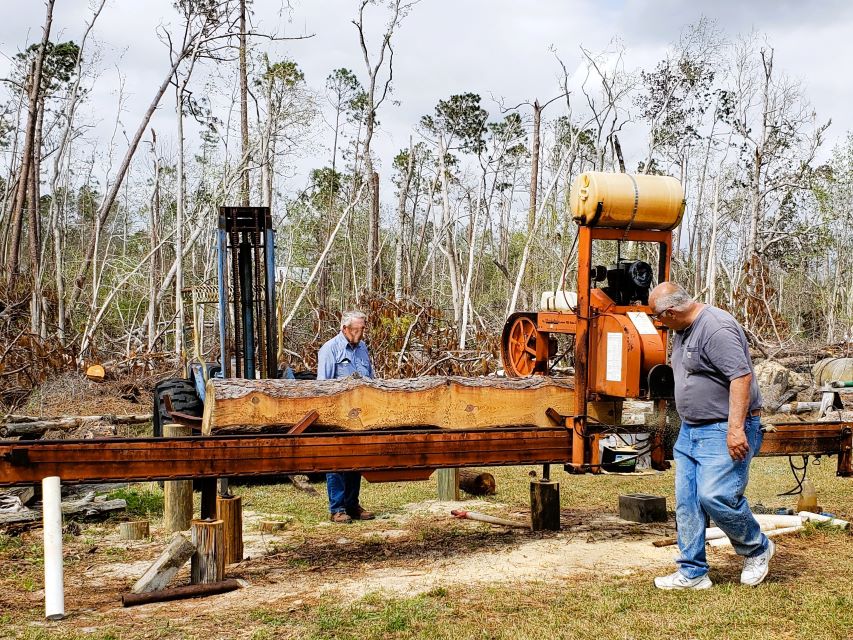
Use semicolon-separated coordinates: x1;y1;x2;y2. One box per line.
649;308;672;321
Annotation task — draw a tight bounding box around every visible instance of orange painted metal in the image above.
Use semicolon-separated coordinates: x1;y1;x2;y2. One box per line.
537;312;577;333
501;313;550;377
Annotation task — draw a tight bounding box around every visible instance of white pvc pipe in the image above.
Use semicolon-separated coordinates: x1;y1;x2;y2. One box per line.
754;514;804;528
42;476;65;620
798;511;850;529
708;525;803;548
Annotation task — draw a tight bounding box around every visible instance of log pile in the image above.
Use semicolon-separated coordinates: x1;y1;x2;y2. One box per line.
0;414;152;438
202;375;574;434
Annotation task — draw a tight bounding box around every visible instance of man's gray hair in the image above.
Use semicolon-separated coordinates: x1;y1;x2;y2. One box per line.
654;283;693;313
341;310;367;329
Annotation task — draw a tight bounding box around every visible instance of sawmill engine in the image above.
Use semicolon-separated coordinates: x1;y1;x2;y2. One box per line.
599;259;654;306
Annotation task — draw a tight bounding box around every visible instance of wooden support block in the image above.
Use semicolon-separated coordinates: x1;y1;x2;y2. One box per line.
120;520;150;540
199;479;217;520
619;494;667;523
164;424;193;532
436;468;459;501
259;520;289;534
458;470;496;496
191;519;225;584
216;495;243;565
132;533;196;594
530;480;560;531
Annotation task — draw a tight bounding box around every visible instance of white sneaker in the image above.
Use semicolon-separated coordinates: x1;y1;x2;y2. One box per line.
654;571;713;590
741;539;775;586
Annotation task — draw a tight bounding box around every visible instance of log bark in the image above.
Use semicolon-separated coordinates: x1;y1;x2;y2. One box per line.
202;376;574;434
123;579;242;607
163;424;193;533
120;520;150;540
459;470;496;496
216;495;243;565
132;532;196;593
1;414;152;438
0;498;126;526
191;519;224;584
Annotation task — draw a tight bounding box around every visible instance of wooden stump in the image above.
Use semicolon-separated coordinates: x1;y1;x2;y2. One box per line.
119;520;150;540
191;519;224;584
530;480;560;531
436;468;459;501
259;520;290;534
163;424;193;532
459;470;496;496
216;495;243;565
85;364;106;382
132;533;196;594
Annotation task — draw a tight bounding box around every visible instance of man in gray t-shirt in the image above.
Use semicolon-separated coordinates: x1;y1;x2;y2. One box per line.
648;282;773;591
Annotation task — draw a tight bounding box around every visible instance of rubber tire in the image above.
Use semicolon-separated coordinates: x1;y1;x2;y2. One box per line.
152;378;203;438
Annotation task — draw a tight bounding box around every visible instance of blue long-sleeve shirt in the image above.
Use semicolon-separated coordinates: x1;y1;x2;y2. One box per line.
316;332;374;380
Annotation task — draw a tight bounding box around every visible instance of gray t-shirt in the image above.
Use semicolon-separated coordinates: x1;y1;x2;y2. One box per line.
671;305;762;424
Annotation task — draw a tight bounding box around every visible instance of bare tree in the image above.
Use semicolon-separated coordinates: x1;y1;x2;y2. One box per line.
352;0;417;292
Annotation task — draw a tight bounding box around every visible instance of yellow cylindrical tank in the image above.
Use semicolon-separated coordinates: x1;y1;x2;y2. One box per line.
569;172;685;230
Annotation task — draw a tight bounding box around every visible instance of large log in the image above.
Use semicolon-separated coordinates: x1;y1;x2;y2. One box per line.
0;498;126;527
202;376;574;434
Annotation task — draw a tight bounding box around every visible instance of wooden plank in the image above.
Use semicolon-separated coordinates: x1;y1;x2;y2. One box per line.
132;533;196;593
201;375;574;434
436;468;459;501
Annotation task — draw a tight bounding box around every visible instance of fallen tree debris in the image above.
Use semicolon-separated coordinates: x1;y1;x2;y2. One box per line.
0;414;152;438
0;492;126;527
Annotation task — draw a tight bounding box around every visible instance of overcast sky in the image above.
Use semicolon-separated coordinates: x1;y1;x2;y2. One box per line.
2;0;852;194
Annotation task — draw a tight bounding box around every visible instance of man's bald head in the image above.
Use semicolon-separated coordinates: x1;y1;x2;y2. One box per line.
649;282;700;330
649;282;692;314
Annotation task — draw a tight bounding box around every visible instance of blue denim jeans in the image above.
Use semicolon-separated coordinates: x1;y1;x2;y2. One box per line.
673;415;769;579
327;472;362;514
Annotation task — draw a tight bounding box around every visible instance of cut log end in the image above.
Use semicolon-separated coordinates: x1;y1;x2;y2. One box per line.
120;520;150;540
459;470;496;496
85;364;106;382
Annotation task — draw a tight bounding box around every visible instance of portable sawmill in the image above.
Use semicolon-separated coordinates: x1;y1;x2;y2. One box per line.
1;173;850;493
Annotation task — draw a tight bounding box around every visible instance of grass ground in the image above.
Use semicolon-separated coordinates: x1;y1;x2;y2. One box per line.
1;457;851;640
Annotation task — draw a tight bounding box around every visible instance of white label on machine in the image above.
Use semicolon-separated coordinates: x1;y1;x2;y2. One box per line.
606;332;623;382
627;311;658;335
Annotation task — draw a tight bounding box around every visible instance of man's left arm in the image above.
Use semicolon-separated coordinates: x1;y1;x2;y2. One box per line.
362;344;375;379
705;327;753;461
727;374;752;461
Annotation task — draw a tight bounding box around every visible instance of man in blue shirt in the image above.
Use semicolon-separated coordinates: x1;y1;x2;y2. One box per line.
317;310;376;523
